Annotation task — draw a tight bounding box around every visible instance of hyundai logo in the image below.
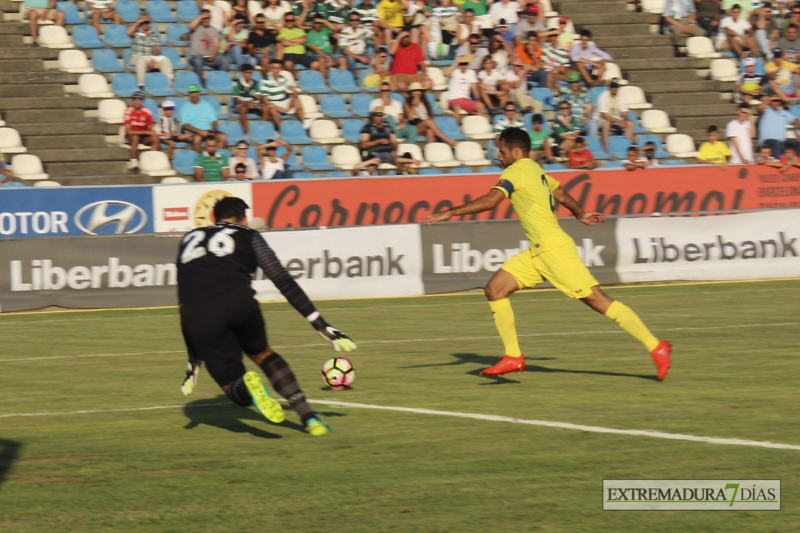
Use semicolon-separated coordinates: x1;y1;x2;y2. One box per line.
75;201;148;235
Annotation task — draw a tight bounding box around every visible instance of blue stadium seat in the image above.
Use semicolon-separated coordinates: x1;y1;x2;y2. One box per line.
144;72;177;96
357;70;378;92
450;167;471;174
542;163;566;171
114;0;141;23
122;48;133;70
111;73;138;96
214;149;231;159
72;25;104;48
791;105;800;121
531;88;556;111
166;23;191;46
174;71;205;94
342;119;366;143
56;1;83;24
301;146;335;171
524;112;550;133
161;47;187;70
298;70;330;94
328;69;360;93
143;97;160;119
245;146;259;162
294;172;317;179
419;168;441;175
325;171;349;177
171;97;188;115
425;93;443;115
390;92;405;105
636;134;670;158
277;145;302;171
200;95;226;119
176;0;200;22
661;159;686;166
1;181;27;188
92;49;123;72
319;94;353;118
589;87;607;106
279;120;312;144
584;135;610;160
608;135;631;159
248;121;276;144
350;93;373;117
173;150;197;174
146;0;177;22
216;121;246;145
628;110;647;134
103;25;132;48
602;160;624;168
485;140;499;163
206;70;233;94
433;116;466;141
480;166;503;173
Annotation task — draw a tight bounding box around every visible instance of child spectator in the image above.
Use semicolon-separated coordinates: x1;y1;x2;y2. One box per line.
697;125;731;169
738;57;764;105
622;146;649;171
155;100;193;160
0;151;15;184
756;143;783;168
397;151;422;175
642;141;660;166
567;136;599;169
528;114;553;163
228;162;252;180
779;144;800;172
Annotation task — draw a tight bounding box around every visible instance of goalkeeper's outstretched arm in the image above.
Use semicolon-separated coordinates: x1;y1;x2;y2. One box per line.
422;188;505;225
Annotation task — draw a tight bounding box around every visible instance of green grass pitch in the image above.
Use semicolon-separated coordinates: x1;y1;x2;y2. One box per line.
0;280;798;532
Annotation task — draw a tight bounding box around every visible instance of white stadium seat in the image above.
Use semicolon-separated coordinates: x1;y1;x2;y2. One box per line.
34;180;62;187
331;145;361;170
547;18;575;34
710;58;739;82
98;99;127;124
298;94;323;119
12;154;49;181
0;128;27;154
427;67;448;91
0;112;5;127
140;151;176;177
454;141;490;166
461;116;494;140
397;143;430;167
619;86;652;110
424;142;459;167
309;120;344;144
58;49;93;73
539;0;558;17
640;110;677;134
666;134;699;158
687;36;722;59
212;0;232;17
161;176;189;183
247;1;262;21
279;69;295;85
78;74;114;98
601;63;628;85
39;26;74;49
642;0;666;13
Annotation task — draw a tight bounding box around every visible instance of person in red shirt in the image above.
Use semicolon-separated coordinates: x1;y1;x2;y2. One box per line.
567;136;600;169
389;31;432;91
123;91;159;173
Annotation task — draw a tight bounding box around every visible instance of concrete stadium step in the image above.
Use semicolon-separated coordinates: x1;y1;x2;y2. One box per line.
636;80;731;94
0;86;66;99
13;122;119;136
46;161;131;177
569;13;660;26
25;134;109;150
584;24;652;37
558;2;629;15
3;108;86;123
0;34;24;46
658;104;739;117
650;92;727;107
0;71;73;84
626;70;701;83
673;116;739;131
35;148;130;163
0;59;45;72
605;47;676;60
594;35;673;48
0;96;97;110
0;24;25;35
60;174;162;186
0;47;59;60
615;58;710;70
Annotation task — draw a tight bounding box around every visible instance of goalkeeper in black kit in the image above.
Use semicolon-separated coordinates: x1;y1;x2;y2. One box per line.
177;197;356;436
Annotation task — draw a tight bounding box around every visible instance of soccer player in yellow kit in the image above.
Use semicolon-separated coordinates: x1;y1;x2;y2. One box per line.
423;128;671;379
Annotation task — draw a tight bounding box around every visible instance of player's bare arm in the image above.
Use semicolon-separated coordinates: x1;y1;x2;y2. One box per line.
422;188;505;224
552;186;605;226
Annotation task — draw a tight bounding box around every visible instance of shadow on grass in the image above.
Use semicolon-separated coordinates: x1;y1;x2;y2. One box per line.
182;395;289;439
0;439;21;489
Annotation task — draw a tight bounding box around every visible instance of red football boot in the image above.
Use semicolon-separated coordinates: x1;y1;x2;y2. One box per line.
650;340;672;381
483;355;526;376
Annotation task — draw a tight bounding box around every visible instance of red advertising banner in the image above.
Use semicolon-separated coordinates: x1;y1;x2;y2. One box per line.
251;165;800;229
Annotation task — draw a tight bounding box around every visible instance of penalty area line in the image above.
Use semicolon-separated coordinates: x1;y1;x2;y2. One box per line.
0;399;798;452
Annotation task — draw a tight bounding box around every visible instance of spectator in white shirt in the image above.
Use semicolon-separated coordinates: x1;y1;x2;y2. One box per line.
229;141;260;179
457;9;482;51
622;146;650;171
477;57;508;111
716;4;756;56
335;12;372;74
662;0;705;51
370;81;417;144
726;103;756;164
595;78;633;153
504;59;543;113
444;55;485;123
570;29;612;86
197;0;227;30
489;0;521;31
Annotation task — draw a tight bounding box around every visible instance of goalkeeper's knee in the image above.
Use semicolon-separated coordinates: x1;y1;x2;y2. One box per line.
225;376;252;407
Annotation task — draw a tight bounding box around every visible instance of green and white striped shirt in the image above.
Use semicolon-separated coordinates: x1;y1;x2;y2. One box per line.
493;116;524;136
258;74;294;103
542;43;570;71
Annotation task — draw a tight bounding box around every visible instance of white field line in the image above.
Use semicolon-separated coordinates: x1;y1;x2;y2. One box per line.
0;398;798;452
0;322;799;363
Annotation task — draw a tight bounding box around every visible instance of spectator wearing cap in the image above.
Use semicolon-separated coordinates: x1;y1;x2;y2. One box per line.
504;60;543;113
194;136;229;181
257;139;294;179
376;0;406;46
570;29;612;86
180;85;228;152
248;13;279;73
445;55;486;124
390;31;433;91
127;13;173;90
515;5;557;46
556;16;575;49
737;57;764;105
223;14;257;69
757;96;800;156
661;0;705;52
233;64;269;135
542;32;571;92
277;12;326;77
455;34;489;70
488;0;521;33
716;4;755;57
123;91;158;173
229;140;260;179
559;71;595;136
594;78;633;153
87;0;122;37
155;100;193;159
23;0;65;46
188;10;231;84
371;81;416;144
336;12;373;75
405;82;460;146
494;103;525;140
258;59;306;127
727;103;756;164
764;48;797;104
360;107;400;166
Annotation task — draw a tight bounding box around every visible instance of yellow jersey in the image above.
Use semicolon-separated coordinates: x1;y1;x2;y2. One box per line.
697;141;730;164
492;158;575;257
377;0;405;27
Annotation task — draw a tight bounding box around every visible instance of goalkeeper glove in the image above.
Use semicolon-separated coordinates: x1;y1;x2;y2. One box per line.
311;317;357;352
181;358;202;396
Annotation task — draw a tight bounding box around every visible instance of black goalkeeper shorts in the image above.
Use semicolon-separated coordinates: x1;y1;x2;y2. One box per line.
179;288;268;388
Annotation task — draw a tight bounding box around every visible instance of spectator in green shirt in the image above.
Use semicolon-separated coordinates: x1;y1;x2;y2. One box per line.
194;137;230;182
552;101;581;156
277;12;325;76
528;114;554;164
306;14;335;74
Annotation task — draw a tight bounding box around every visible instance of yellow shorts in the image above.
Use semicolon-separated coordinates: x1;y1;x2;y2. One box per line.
501;244;599;299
